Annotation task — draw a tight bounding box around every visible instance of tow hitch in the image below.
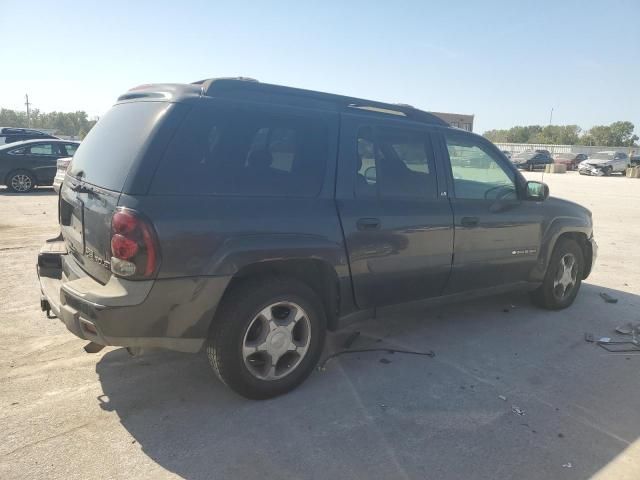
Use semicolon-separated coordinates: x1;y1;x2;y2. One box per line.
84;342;105;353
40;296;55;318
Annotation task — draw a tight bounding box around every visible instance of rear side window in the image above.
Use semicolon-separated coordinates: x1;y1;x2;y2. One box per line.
355;125;437;199
152;105;329;196
68;102;172;191
63;144;78;156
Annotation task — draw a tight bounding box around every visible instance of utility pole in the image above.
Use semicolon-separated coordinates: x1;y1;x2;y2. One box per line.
25;94;31;127
549;107;554;126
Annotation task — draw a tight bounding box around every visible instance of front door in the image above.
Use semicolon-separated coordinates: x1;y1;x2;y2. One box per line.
336;115;454;309
437;131;544;294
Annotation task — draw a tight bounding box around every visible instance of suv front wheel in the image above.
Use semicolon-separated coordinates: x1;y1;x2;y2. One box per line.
207;277;326;399
531;238;584;310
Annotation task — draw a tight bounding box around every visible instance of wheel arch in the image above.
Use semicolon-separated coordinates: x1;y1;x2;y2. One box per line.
214;258;343;333
532;221;593;282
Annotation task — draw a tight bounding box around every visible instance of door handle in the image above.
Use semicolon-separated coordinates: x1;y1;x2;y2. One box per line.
461;216;479;228
357;217;381;231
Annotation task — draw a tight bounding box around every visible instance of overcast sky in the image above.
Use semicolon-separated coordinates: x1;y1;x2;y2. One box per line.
1;0;638;133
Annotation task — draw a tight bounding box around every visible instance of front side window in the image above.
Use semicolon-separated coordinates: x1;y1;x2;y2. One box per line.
445;134;516;200
355;125;437;199
152;106;329;196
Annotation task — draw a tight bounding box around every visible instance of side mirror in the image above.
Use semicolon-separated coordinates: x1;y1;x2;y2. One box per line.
525;181;549;201
364;166;377;183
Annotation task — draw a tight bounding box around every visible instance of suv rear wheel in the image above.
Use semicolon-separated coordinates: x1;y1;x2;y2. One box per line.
207;277;326;399
531;238;584;310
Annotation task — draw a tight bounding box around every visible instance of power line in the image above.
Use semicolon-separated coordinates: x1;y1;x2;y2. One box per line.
25;94;31;127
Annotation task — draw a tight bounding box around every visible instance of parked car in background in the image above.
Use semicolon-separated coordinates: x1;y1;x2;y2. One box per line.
0;139;80;192
37;78;596;399
578;151;629;176
52;157;73;193
501;150;512;159
0;127;58;145
554;152;588;171
511;150;554;171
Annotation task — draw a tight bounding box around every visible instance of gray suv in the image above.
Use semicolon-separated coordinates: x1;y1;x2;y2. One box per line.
38;78;597;399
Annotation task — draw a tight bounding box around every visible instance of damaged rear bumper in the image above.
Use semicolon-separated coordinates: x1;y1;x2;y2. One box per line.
37;239;230;353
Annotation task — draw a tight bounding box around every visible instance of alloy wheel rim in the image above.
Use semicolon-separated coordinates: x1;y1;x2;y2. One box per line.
553;253;578;300
11;174;32;192
242;301;311;381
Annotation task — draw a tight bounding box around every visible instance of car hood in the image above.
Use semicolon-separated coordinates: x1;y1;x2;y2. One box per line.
583;158;612;166
545;196;593;224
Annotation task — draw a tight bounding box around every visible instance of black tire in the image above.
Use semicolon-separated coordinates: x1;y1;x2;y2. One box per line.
207;277;326;399
6;169;36;193
530;238;584;310
603;166;612;176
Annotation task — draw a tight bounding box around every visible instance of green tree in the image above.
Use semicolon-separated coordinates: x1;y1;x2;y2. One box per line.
0;108;97;138
484;121;636;147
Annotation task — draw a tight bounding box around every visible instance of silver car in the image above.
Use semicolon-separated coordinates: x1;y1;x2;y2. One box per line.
578;151;629;176
52;157;72;193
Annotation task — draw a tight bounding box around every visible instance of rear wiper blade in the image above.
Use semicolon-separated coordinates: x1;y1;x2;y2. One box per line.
69;183;94;194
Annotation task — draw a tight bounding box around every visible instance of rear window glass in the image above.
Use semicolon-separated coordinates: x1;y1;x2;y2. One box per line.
151;105;329;196
68;102;171;191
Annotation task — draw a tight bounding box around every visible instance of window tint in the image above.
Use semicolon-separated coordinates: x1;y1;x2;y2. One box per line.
63;144;78;156
355;125;437;199
68;102;173;191
9;147;26;155
152;105;329;196
445;135;516;200
28;143;56;155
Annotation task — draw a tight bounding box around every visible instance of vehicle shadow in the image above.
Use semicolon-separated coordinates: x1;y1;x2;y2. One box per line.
0;186;56;195
95;283;640;480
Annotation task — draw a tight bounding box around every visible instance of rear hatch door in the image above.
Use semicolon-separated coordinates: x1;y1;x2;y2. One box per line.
60;100;181;284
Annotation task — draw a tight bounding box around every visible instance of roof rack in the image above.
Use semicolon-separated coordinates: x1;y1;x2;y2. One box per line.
197;78;448;127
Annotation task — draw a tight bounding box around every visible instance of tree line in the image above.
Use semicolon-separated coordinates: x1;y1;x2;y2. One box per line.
483;121;638;147
0;108;97;138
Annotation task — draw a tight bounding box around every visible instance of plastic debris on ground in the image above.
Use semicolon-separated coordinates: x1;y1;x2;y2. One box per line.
511;406;526;416
498;395;507;401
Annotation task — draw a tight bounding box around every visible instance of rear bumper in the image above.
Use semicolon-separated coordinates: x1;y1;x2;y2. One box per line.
38;240;230;353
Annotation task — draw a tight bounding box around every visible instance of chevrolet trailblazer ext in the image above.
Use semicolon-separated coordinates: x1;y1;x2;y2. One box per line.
38;78;596;399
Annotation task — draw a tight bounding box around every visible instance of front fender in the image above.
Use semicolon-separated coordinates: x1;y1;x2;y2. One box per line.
530;216;592;282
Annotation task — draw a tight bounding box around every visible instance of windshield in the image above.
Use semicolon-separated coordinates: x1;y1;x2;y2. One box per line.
513;151;535;159
591;152;616;160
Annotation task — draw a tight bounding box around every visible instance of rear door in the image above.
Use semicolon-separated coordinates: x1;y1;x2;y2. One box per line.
336;114;454;309
24;142;63;182
436;130;544;293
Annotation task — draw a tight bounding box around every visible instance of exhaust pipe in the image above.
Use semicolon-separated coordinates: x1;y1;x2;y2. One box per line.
84;342;105;353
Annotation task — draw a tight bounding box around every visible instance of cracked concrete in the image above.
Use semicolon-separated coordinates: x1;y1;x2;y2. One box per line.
1;173;639;480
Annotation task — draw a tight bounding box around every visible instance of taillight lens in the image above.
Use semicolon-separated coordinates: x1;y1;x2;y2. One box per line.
110;208;160;278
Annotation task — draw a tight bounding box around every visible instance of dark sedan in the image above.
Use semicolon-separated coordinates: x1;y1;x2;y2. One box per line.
0;127;59;145
0;139;80;193
511;150;554;171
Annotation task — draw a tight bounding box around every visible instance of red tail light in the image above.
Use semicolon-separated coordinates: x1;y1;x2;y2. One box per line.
110;208;160;278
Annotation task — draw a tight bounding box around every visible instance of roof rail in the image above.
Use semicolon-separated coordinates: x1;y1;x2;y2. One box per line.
197;78;448;127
